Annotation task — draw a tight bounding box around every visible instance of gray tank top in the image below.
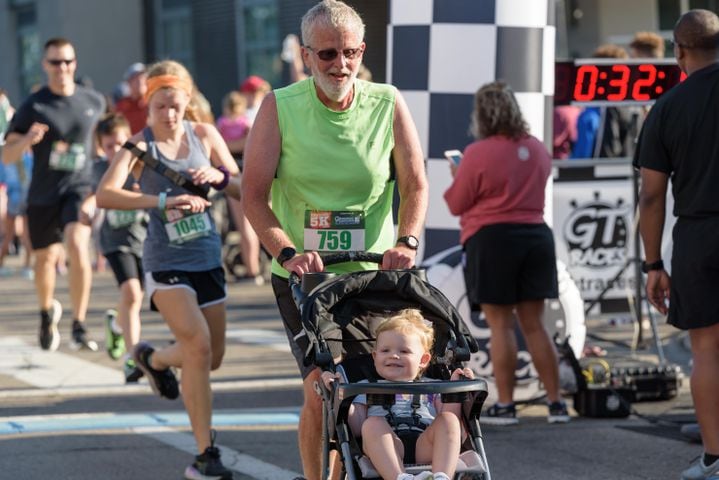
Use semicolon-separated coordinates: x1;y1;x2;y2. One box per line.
139;121;221;272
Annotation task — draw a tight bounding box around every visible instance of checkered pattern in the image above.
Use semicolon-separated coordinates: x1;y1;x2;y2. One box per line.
387;0;556;258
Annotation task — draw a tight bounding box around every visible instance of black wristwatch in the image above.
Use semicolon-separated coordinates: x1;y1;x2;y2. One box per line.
277;247;297;267
641;259;664;273
396;235;419;250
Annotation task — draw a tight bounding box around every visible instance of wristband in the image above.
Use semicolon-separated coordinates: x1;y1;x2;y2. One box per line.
211;165;230;191
157;192;167;210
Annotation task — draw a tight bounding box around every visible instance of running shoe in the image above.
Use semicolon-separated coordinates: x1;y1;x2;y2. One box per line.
482;403;519;426
104;309;125;360
184;431;234;480
124;357;144;383
681;455;719;480
39;299;62;351
547;401;571;424
69;321;99;351
133;342;179;400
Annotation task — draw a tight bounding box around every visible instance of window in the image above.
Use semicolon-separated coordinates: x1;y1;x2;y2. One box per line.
154;0;195;74
240;0;279;87
15;4;41;96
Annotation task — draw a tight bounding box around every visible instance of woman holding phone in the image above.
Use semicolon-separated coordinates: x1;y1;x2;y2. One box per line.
443;81;569;426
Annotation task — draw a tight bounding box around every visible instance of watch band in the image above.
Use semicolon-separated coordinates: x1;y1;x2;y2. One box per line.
277;247;297;267
641;259;664;273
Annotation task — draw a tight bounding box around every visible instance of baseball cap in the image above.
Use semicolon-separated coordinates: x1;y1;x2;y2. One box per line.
123;62;146;81
239;75;268;93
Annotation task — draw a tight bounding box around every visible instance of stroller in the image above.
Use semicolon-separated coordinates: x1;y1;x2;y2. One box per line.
290;252;492;480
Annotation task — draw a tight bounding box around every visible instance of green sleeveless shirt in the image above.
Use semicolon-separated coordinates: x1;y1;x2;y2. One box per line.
272;78;396;277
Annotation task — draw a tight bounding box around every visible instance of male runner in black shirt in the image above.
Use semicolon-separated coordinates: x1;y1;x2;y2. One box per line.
2;38;105;351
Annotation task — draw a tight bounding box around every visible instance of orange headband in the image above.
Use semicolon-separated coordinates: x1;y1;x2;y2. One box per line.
144;75;193;103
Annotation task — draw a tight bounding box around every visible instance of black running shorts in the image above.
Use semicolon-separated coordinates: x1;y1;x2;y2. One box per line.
463;223;558;307
105;251;144;287
668;216;719;330
145;267;226;311
27;190;89;249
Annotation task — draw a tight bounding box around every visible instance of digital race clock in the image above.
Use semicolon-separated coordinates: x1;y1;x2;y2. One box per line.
555;59;687;106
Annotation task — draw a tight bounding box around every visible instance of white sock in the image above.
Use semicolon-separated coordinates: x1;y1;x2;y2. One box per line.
433;472;450;480
396;473;414;480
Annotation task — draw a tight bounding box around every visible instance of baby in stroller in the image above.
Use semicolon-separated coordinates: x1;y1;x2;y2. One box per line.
321;309;476;480
292;254;490;480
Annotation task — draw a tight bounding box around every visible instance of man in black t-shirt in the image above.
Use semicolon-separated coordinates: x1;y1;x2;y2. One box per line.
2;38;104;352
634;10;719;480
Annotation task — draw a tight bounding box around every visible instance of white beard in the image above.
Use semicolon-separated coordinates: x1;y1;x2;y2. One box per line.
314;69;357;102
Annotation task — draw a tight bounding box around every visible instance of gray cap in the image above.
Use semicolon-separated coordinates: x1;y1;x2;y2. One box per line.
123;62;146;81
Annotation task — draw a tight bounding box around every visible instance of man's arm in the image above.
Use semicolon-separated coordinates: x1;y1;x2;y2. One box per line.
638;166;671;314
2;123;47;164
382;89;428;269
241;92;322;274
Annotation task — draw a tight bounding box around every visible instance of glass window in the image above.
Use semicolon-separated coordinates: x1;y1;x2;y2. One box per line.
155;0;195;75
658;0;682;30
689;0;719;10
241;0;280;87
15;5;42;96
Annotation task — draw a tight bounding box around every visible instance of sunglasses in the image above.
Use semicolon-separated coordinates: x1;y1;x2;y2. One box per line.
306;46;363;62
46;58;75;66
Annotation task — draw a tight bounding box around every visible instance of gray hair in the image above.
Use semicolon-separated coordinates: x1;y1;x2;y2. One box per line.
301;0;365;47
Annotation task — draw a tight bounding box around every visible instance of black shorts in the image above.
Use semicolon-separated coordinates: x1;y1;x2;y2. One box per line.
271;274;315;379
105;251;144;287
669;217;719;330
26;190;89;249
464;223;558;306
145;267;226;312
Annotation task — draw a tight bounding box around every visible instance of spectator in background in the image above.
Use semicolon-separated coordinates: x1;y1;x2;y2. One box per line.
553;105;581;159
572;44;638;159
216;91;263;284
239;75;271;124
635;10;719;480
444;81;568;426
630;31;666;58
115;62;148;134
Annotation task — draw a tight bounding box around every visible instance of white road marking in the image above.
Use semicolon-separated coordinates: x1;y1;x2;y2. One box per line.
135;426;302;480
0;336;119;388
0;335;301;399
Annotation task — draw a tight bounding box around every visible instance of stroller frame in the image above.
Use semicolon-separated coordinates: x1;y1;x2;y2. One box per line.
290;252;492;480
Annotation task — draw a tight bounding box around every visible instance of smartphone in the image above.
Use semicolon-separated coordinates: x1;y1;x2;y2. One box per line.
444;149;463;166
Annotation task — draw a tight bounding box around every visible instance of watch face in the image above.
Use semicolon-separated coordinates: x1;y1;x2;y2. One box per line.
400;236;419;249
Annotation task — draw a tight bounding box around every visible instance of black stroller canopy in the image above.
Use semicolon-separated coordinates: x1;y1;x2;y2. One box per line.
300;269;479;367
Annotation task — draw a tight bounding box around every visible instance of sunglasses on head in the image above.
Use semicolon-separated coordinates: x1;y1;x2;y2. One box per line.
47;58;75;66
307;46;363;62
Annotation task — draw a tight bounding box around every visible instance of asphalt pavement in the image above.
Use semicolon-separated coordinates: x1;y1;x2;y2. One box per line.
0;252;703;480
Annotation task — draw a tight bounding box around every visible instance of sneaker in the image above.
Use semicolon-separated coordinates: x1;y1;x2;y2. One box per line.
482;403;519;426
39;299;62;351
184;431;233;480
104;309;125;360
20;267;34;280
124;358;144;383
133;342;179;400
69;321;99;351
547;401;571;424
681;456;719;480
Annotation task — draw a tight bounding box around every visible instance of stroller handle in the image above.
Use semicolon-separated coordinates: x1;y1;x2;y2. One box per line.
288;251;385;310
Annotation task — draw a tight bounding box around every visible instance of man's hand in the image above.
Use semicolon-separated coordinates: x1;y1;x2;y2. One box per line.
646;269;671;315
381;245;416;270
25;122;49;145
282;251;324;275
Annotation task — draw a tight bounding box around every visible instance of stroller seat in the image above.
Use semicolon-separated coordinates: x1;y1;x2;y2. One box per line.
357;450;487;479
